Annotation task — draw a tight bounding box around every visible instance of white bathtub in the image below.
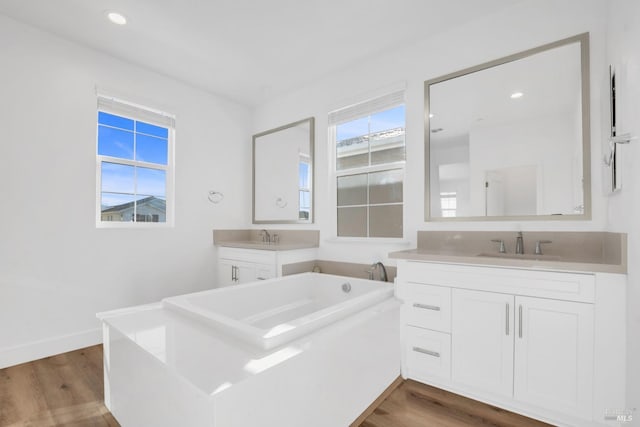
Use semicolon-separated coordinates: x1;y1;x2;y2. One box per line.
163;272;393;349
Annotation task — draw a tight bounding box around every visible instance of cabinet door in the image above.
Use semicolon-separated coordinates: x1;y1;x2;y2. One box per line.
235;263;258;284
514;296;593;418
451;289;514;397
217;261;237;287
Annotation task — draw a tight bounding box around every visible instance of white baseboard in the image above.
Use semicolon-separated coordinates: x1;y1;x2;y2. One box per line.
0;328;102;369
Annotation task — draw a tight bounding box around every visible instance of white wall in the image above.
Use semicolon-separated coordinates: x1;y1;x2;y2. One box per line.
468;112;577;216
605;0;640;422
0;15;251;367
252;0;609;266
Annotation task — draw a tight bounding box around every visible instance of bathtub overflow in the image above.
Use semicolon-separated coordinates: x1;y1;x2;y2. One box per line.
341;282;352;293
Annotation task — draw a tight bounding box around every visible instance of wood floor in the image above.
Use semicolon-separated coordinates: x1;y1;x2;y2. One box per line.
0;345;551;427
355;380;551;427
0;345;118;427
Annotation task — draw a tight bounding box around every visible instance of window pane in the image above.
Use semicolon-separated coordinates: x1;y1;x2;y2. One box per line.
100;193;135;222
369;169;403;204
336;117;369;171
369;205;403;237
98;112;134;131
336;117;368;141
337;174;367;206
371;146;405;165
101;162;135;194
299;190;310;209
336;152;369;170
136;134;168;165
299;161;310;189
137;167;166;197
135;195;166;223
98;126;134;160
369;105;405;133
299;189;311;220
337;207;367;237
370;105;405;165
137;121;168;138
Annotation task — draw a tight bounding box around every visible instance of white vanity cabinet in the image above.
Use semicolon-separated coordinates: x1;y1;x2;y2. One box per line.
217;246;316;287
396;260;626;427
450;289;515;398
512;295;594;416
217;249;276;286
450;289;594;416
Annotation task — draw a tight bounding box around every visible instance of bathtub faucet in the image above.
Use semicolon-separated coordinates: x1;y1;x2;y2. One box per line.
367;262;388;282
260;229;271;244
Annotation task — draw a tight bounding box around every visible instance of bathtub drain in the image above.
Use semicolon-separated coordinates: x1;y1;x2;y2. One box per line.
341;282;352;293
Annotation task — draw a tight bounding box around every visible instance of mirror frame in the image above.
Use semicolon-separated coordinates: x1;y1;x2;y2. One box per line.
252;117;315;224
424;33;591;222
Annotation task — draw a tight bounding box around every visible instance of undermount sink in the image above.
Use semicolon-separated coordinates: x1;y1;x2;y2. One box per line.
476;252;562;261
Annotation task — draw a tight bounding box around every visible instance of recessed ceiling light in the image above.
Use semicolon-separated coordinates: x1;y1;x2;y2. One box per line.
107;12;127;25
510;92;524;99
429;113;434;118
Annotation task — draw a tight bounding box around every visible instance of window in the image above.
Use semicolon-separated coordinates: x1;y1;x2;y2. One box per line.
440;192;457;217
330;91;405;238
96;95;175;226
299;155;311;220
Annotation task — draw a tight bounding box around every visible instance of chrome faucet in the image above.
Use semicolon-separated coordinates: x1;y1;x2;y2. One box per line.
259;229;271;244
367;262;388;282
515;232;524;254
491;239;507;254
534;240;552;255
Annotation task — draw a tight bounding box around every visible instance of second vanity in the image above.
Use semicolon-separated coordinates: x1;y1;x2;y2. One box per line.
213;229;319;286
391;231;627;427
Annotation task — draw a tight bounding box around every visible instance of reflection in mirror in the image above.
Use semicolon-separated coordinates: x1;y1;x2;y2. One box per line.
425;33;590;221
253;117;314;223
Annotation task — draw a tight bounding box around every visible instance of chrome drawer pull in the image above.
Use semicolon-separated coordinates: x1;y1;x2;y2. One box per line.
412;346;440;357
413;303;441;311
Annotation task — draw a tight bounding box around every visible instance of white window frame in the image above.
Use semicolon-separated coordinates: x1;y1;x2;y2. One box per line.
329;90;406;240
95;95;176;228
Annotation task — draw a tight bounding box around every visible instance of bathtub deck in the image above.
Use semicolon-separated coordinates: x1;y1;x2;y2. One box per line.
242;297;316;328
100;298;401;426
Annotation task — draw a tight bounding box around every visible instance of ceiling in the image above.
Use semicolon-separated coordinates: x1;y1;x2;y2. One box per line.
430;41;583;141
0;0;522;107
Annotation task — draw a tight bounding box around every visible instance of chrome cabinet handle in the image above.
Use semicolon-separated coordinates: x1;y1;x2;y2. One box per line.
413;303;440;311
232;265;238;282
518;304;523;338
412;347;440;358
506;303;510;335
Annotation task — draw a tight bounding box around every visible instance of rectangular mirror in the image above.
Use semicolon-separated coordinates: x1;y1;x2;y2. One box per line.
425;33;590;221
253;117;314;224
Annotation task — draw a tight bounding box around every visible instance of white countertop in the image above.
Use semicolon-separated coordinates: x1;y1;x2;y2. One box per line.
215;241;318;251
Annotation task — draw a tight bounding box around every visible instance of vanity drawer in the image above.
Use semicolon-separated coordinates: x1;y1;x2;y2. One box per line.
405;326;451;383
217;247;277;265
400;261;595;303
401;283;451;332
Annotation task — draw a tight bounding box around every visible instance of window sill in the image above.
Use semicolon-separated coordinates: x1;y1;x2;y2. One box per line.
96;221;174;229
